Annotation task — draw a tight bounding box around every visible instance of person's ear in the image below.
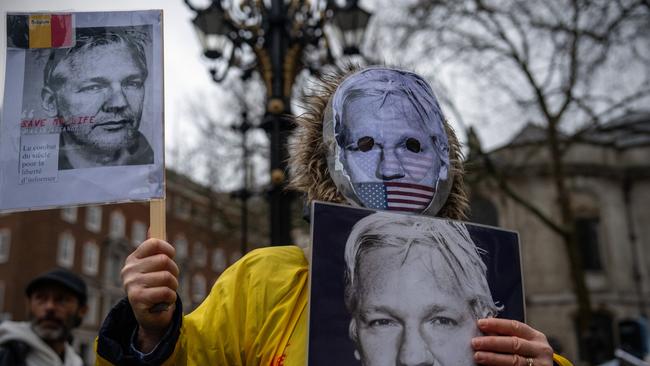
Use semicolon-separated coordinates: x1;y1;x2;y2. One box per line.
41;86;59;117
348;318;359;343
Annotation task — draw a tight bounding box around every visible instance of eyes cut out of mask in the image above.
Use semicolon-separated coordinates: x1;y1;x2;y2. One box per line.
350;136;423;154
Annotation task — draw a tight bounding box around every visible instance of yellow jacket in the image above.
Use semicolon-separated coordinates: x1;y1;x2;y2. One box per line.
96;246;308;365
96;245;572;366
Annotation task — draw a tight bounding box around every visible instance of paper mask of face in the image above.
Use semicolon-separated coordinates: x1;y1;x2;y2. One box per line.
323;67;452;215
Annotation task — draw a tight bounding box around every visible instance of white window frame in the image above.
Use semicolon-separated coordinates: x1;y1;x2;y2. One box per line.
211;216;224;232
82;241;100;276
131;221;147;246
109;211;126;239
57;232;75;268
193;242;207;267
82;288;99;326
174;196;191;220
0;229;10;263
191;274;207;303
85;206;102;233
174;235;188;260
212;248;227;272
61;206;78;223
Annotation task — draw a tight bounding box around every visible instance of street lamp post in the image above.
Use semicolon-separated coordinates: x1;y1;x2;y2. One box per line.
230;112;252;255
185;0;371;246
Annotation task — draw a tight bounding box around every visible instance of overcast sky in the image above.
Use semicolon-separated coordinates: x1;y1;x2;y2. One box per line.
0;0;517;186
0;0;219;157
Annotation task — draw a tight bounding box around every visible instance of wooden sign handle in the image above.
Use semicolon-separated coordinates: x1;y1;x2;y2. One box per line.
149;199;166;241
149;199;170;313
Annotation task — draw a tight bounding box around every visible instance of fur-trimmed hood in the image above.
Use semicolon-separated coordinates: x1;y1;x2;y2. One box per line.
288;65;469;220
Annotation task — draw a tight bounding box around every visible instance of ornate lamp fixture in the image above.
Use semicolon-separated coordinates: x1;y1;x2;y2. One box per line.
185;0;372;245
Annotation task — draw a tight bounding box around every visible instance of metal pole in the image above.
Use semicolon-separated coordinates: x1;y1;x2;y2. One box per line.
241;119;249;255
264;0;292;246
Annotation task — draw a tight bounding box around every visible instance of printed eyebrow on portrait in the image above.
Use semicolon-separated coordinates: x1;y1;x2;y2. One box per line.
359;303;462;321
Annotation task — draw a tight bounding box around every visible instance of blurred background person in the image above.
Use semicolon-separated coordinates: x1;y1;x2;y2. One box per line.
0;268;87;366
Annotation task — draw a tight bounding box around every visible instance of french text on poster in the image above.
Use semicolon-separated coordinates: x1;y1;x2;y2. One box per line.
0;10;165;212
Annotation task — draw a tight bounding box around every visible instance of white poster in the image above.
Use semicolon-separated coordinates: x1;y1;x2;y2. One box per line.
1;10;164;212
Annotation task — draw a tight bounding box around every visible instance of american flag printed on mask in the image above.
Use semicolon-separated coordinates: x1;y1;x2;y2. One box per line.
355;182;435;212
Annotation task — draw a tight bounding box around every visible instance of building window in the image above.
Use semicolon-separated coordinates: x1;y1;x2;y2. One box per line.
174;196;191;220
57;232;75;268
193;206;209;227
179;271;190;309
192;274;207;303
61;206;78;223
212;248;227;272
82;241;100;275
105;252;123;287
211;217;224;232
85;206;102;233
174;235;188;260
193;242;207;267
575;217;603;271
0;229;10;263
82;288;99;326
131;221;147;246
109;211;126;239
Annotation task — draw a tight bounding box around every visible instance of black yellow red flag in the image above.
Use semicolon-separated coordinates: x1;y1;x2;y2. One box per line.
7;13;74;49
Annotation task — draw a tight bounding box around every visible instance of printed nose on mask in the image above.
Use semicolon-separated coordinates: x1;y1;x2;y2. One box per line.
378;147;405;180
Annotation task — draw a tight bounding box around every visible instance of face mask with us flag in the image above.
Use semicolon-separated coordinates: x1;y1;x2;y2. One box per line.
323;67;452;216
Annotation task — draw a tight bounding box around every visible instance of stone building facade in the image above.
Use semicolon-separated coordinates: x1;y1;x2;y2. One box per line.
467;112;650;364
0;169;258;365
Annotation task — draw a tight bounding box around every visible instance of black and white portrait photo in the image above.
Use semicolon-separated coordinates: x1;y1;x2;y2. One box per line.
1;11;163;212
308;202;523;366
30;26;154;170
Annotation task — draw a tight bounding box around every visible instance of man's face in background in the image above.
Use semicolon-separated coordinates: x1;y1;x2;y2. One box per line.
28;284;86;343
42;42;146;155
351;245;479;366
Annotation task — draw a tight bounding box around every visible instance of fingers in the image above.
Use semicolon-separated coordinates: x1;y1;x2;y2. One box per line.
472;335;538;356
123;252;179;278
131;238;176;260
473;352;542;366
132;270;179;292
472;319;555;366
477;319;540;340
129;284;177;309
121;239;179;317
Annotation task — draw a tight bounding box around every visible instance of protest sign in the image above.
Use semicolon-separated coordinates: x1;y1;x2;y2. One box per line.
0;10;164;212
308;201;524;365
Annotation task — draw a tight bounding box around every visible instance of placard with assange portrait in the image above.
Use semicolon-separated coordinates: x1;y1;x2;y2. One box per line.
0;10;163;212
307;201;524;366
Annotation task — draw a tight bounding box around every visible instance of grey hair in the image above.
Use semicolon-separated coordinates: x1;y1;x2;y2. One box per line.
43;26;149;91
343;213;501;341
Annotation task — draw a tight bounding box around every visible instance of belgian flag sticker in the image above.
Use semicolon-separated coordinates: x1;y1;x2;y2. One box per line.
7;13;75;49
